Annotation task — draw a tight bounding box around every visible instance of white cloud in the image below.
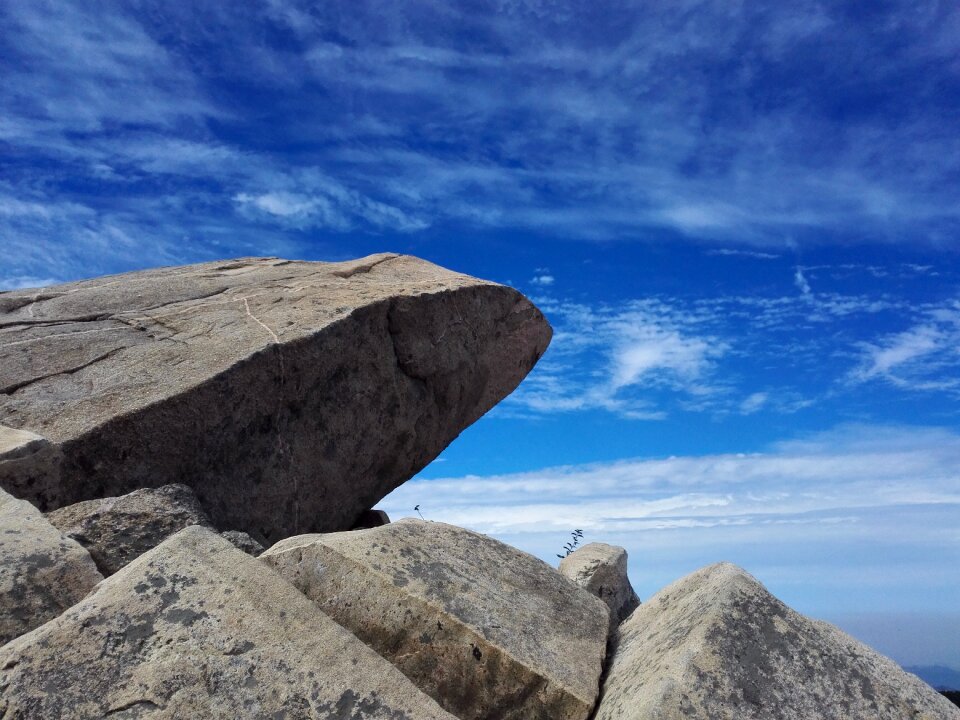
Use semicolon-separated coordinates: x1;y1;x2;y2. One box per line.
851;307;960;391
3;0;960;288
857;326;942;379
509;298;727;418
707;248;780;259
382;423;960;538
232;175;429;233
740;391;769;414
610;328;712;390
1;0;217;134
235;192;322;219
530;274;555;286
507;282;959;420
794;267;812;296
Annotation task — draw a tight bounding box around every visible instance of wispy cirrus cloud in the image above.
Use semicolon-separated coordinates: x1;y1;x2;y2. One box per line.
3;0;960;285
385;424;960;538
851;306;960;391
507;269;947;420
509;297;727;418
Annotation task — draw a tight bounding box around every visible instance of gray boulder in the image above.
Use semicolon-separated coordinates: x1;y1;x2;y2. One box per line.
0;254;551;542
263;519;609;720
0;525;458;719
0;484;102;646
593;562;960;720
559;542;640;633
46;483;214;575
220;529;265;556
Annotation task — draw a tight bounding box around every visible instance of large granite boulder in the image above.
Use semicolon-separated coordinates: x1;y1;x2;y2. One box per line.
46;483;215;575
263;519;609;720
0;525;458;719
0;254;551;542
593;562;960;720
559;542;639;634
0;483;102;646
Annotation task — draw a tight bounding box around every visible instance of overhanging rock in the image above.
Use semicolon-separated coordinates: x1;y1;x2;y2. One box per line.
0;254;551;542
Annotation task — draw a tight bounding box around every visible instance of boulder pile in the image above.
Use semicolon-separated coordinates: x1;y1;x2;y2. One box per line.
1;255;956;719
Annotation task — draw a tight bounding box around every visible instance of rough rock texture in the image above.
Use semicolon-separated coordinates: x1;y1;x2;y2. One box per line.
263;519;609;720
0;526;458;720
559;542;639;633
220;530;265;556
594;563;960;720
46;483;214;575
0;486;102;645
0;254;551;542
0;424;61;502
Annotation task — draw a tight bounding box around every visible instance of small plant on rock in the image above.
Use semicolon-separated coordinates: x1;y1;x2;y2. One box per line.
557;529;584;559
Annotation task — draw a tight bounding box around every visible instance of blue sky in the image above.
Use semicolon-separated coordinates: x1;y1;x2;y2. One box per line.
2;1;959;668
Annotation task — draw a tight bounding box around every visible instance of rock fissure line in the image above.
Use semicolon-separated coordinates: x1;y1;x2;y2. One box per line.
2;348;125;396
112;316;187;345
117;286;232;316
104;699;163;716
1;289;232;335
0;324;127;349
0;314;111;329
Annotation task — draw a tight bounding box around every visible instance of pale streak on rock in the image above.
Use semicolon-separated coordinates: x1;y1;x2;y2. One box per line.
242;296;280;344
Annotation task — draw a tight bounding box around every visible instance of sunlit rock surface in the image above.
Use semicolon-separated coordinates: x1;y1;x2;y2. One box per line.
594;562;960;720
263;519;609;720
0;526;458;720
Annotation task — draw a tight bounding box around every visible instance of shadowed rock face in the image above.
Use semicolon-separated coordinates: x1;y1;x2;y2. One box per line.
46;483;215;575
594;563;960;720
0;526;458;720
0;254;551;542
263;519;609;720
0;485;103;645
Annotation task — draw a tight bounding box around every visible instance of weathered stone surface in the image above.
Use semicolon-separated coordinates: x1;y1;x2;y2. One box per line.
0;486;102;645
0;525;458;719
559;542;639;632
594;562;960;720
46;483;214;575
263;519;609;720
220;530;265;556
0;254;551;542
0;424;61;502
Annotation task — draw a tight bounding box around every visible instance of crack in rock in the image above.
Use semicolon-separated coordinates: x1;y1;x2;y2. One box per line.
2;348;125;395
